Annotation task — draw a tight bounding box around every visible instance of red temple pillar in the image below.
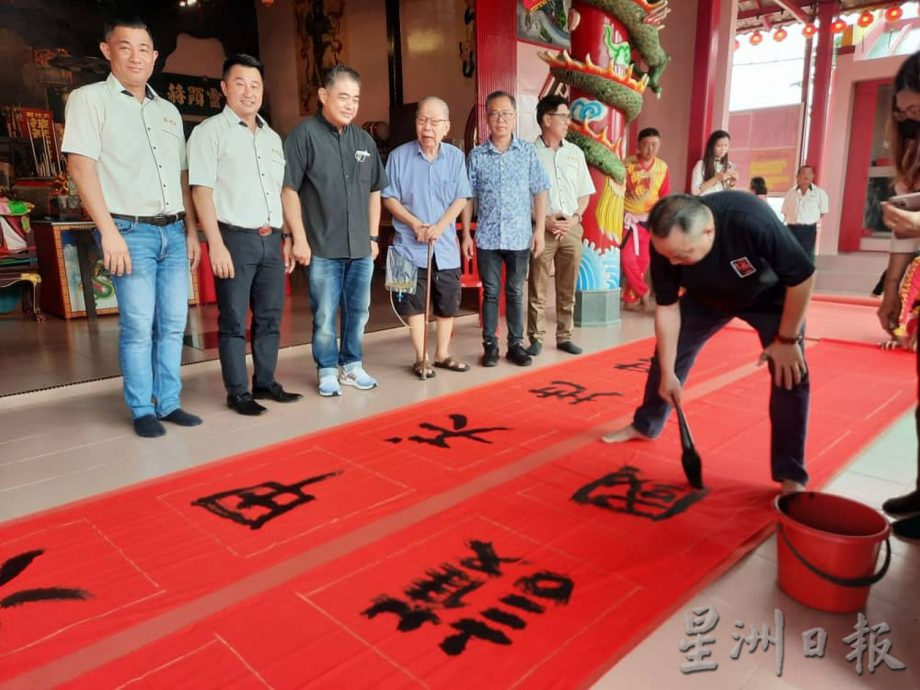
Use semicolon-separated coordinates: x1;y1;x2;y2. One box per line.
805;0;839;172
686;0;722;189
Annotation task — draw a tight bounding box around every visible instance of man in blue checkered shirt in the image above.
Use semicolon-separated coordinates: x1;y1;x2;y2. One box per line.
462;90;550;367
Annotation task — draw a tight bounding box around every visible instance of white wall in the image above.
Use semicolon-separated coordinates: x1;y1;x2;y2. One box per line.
162;34;225;79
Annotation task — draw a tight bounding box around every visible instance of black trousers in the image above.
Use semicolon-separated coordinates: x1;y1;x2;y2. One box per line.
632;298;810;484
787;223;817;261
215;226;285;395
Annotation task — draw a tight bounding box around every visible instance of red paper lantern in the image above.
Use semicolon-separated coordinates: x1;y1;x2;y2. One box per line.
830;18;848;33
857;10;874;28
802;23;818;38
750;31;764;46
773;27;788;42
885;6;904;22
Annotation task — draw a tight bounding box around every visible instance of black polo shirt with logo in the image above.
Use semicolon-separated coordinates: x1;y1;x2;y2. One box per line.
651;191;815;313
283;110;388;259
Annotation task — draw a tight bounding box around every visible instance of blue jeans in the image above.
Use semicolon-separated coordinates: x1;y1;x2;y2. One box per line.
308;256;373;377
633;298;809;484
477;248;530;347
100;219;189;419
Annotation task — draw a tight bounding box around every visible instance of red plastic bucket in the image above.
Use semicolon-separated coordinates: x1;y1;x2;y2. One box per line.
774;491;891;613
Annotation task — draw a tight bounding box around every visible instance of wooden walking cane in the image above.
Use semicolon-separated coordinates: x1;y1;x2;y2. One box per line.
419;239;434;380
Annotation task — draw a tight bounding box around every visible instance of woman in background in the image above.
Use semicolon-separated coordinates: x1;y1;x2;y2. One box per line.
877;50;920;539
690;130;737;196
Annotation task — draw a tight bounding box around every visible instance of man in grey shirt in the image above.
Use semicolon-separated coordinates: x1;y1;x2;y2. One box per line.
282;65;388;397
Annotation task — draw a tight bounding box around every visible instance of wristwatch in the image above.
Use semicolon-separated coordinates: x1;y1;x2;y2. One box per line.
369;235;379;243
775;333;803;346
282;232;293;239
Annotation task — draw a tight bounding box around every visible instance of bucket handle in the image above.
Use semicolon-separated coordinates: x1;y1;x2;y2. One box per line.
777;524;891;588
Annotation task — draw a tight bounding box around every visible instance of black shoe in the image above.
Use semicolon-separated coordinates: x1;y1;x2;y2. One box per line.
892;513;920;539
506;343;533;366
481;343;499;367
557;340;583;355
133;414;166;438
882;489;920;516
526;340;543;356
253;383;303;403
227;393;267;416
159;408;203;426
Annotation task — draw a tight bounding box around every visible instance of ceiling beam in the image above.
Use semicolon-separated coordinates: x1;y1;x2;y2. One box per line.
771;0;812;23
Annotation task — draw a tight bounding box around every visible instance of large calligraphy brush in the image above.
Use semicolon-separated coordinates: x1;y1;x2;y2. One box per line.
674;401;703;489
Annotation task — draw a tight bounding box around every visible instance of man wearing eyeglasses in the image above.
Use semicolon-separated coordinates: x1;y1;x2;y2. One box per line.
462;90;550;367
527;94;595;358
382;96;473;377
780;165;828;261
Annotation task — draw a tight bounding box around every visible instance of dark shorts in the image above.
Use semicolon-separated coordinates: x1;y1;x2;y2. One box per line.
393;256;462;318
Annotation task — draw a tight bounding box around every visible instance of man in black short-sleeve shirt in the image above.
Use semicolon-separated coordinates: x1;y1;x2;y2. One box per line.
603;192;816;491
281;64;388;398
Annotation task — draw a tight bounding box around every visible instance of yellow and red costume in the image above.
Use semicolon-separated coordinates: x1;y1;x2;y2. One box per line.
622;155;670;304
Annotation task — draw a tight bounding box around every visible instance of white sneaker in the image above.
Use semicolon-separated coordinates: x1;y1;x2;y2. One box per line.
340;365;378;390
318;374;342;397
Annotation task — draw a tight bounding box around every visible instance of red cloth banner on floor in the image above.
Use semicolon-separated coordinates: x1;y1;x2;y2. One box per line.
0;335;912;689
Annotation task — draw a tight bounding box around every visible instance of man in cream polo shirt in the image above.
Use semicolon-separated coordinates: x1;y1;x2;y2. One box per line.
63;17;202;439
188;54;301;416
527;94;595;357
781;165;829;261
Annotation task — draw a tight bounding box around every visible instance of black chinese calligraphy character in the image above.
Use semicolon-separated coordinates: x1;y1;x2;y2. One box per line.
385;414;509;449
1;550;91;616
571;465;708;521
362;596;440;632
406;564;484;609
440;617;512;655
613;357;653;373
362;539;572;657
191;470;342;530
529;380;623;406
459;540;521;577
514;571;574;606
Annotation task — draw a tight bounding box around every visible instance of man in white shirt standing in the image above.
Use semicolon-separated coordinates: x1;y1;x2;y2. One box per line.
188;54;301;416
527;94;595;356
781;165;829;261
64;17;201;438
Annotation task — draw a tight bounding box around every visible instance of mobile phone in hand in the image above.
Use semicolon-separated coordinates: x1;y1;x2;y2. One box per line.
889;191;920;212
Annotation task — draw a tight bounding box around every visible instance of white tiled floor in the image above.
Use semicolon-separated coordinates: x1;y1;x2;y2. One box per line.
1;307;917;688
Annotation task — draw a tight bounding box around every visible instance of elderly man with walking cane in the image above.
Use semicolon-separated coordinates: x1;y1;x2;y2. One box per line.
382;96;473;377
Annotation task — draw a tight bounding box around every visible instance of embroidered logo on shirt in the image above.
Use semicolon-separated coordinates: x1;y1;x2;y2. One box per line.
730;257;757;278
354;149;370;163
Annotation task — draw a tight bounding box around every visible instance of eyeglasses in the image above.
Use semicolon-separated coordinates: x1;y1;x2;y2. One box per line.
894;107;920;122
487;111;516;121
548;113;572;121
416;117;448;127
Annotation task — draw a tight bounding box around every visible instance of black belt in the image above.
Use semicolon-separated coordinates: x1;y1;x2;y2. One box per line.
218;221;281;237
111;212;186;226
787;223;816;228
